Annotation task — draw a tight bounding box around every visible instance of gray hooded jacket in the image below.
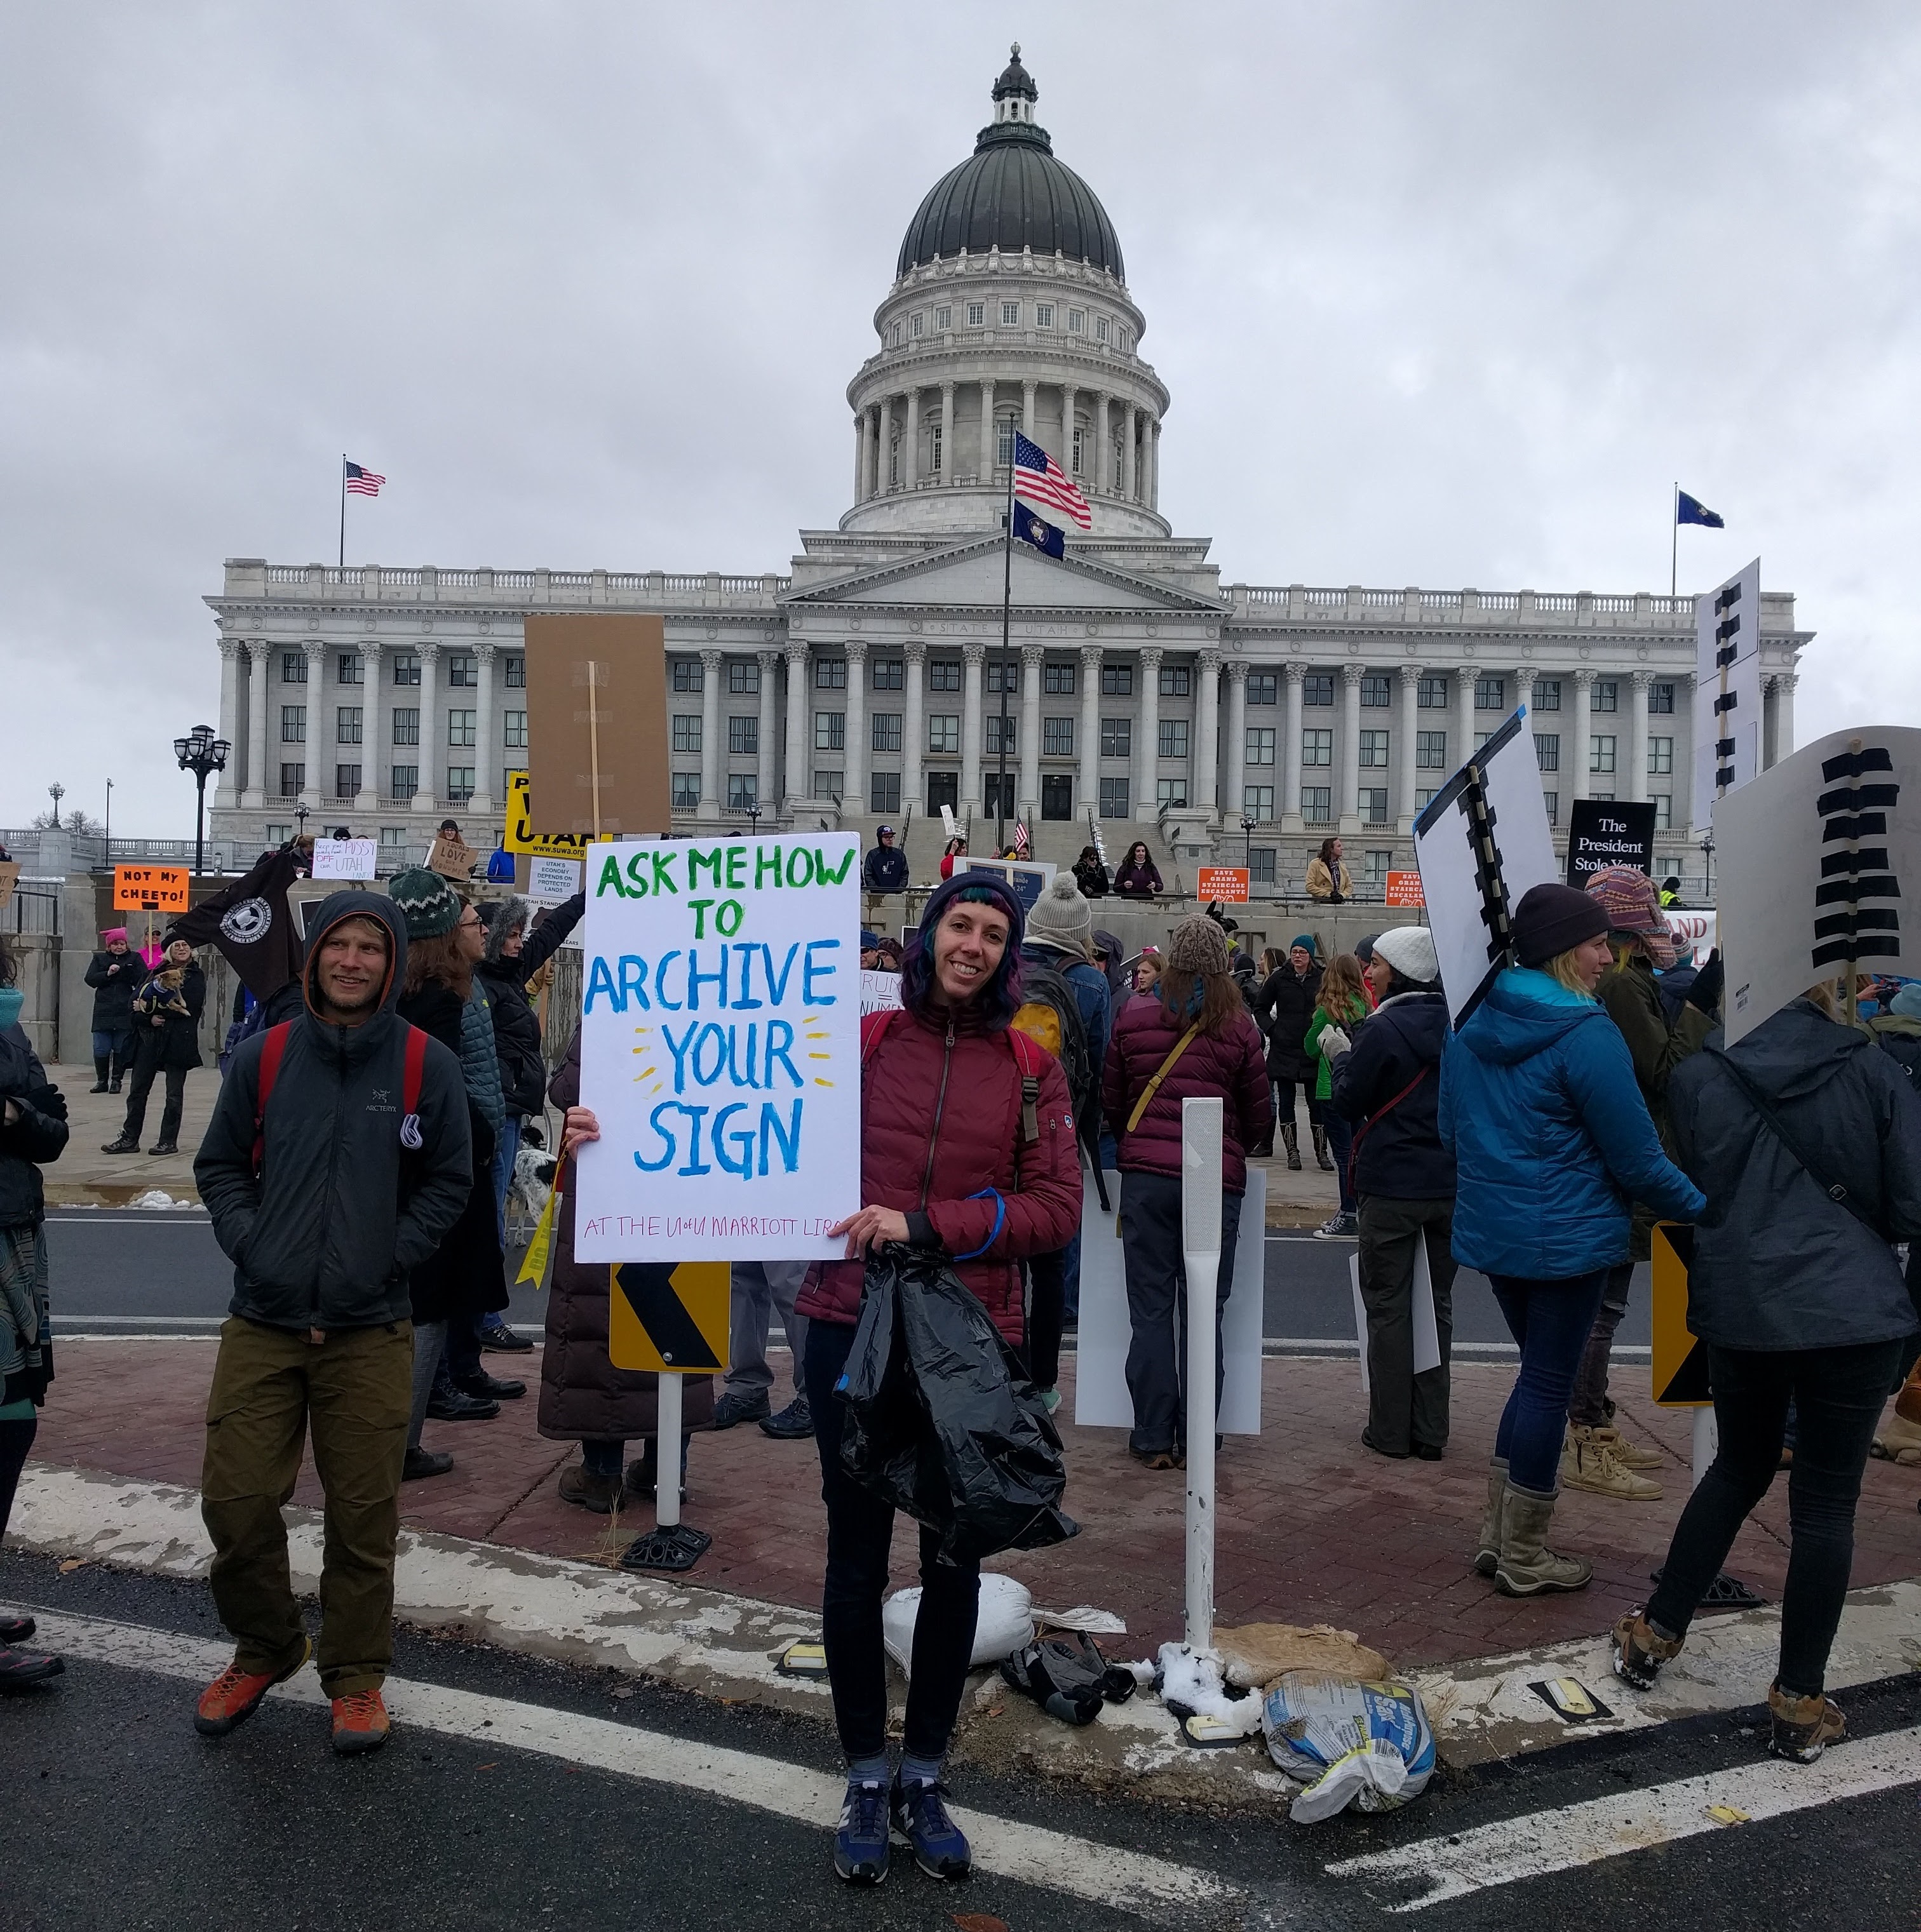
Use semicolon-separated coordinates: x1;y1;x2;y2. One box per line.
195;890;473;1332
1669;999;1921;1352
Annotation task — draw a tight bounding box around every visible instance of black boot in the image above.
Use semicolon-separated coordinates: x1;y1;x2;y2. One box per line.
90;1058;110;1094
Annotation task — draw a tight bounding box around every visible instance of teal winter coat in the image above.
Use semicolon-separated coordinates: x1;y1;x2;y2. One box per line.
1438;967;1705;1280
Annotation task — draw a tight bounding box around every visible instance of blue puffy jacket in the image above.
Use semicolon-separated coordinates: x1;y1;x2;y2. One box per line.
1438;968;1705;1279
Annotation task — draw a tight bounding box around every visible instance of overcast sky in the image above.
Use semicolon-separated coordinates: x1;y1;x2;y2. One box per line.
4;1;1917;835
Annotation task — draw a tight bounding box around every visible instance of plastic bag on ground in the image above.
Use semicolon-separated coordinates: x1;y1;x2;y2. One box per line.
1155;1642;1264;1735
837;1245;1079;1565
1260;1671;1436;1823
884;1574;1034;1675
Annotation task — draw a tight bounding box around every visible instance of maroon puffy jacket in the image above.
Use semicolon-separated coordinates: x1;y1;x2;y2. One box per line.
1101;991;1274;1194
795;1004;1083;1346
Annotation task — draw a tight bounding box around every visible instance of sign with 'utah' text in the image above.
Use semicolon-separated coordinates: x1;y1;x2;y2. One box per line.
574;833;861;1261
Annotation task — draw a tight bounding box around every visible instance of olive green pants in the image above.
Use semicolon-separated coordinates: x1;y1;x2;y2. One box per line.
201;1316;413;1698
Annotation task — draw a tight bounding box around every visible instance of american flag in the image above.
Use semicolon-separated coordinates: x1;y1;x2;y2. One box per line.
1013;819;1031;858
344;460;385;497
1012;429;1090;530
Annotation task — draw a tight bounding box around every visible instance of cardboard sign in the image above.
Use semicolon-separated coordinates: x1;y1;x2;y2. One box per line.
311;838;378;880
0;861;17;911
1564;800;1657;889
503;770;615;857
607;1260;731;1372
574;832;861;1261
859;969;903;1015
1693;558;1763;829
1650;1222;1709;1407
1384;870;1426;908
951;855;1055;915
527;855;583;903
113;864;190;913
1412;708;1558;1028
523;614;671;838
1197;866;1250;904
428;833;476;881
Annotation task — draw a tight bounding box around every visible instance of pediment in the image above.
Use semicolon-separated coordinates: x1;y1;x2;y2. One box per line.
783;536;1223;617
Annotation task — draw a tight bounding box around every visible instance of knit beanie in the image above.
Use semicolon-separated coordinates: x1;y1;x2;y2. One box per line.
1511;883;1610;969
1024;873;1093;954
1585;864;1675;969
1167;914;1230;978
388;866;462;941
1289;933;1316;956
1372;923;1440;987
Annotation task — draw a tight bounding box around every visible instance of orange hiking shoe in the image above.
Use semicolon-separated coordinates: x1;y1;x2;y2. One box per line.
330;1686;391;1755
195;1638;311;1736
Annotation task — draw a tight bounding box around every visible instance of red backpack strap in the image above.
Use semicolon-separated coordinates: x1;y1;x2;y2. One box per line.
250;1021;293;1178
860;1009;898;1064
1004;1028;1044;1146
401;1023;429;1116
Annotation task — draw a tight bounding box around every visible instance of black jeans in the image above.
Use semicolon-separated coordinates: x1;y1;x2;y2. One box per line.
121;1063;187;1147
1354;1195;1456;1455
1025;1240;1076;1392
0;1414;35;1544
803;1320;980;1765
1323;1110;1356;1214
1647;1338;1903;1696
1569;1261;1636;1428
1117;1171;1243;1456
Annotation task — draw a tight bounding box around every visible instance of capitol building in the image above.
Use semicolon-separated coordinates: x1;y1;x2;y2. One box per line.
205;47;1806;894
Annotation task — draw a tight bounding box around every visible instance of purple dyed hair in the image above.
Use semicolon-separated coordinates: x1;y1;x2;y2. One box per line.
899;876;1026;1027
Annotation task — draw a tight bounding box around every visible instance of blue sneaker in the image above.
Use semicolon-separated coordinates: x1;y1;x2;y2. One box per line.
890;1773;971;1880
833;1778;890;1886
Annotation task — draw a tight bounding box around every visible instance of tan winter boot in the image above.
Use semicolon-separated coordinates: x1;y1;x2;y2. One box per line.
1768;1682;1847;1763
1311;1124;1335;1171
1280;1122;1302;1171
1593;1424;1664;1472
1494;1481;1593;1597
1561;1423;1663;1500
1872;1365;1921;1464
1473;1458;1507;1577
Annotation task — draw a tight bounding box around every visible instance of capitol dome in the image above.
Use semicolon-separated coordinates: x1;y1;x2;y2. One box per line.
896;46;1125;281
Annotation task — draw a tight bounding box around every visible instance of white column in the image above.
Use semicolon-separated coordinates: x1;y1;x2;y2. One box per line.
980;379;995;476
1281;661;1305;833
1512;665;1537;805
1060;384;1077;478
1122;405;1138;501
1019;643;1044;822
1396;664;1419;831
1095;391;1111;497
960;642;986;814
1629;667;1651;803
469;641;497;813
904;389;920;489
940;381;955;485
1196;648;1222;825
1224;661;1248;823
1135;645;1162;821
356;640;383;816
699;647;723;822
755;648;779;810
412;641;440;814
843;638;868;813
1338;662;1363;832
902;640;926;812
1772;671;1797;765
1079;644;1103;822
875;398;892;491
1570;668;1594;805
852;415;865;502
245;640;271;808
299;641;326;810
1021;379;1036;443
1678;672;1697;840
1453;664;1476;784
1150;419;1162;510
782;641;809;817
215;640;242;810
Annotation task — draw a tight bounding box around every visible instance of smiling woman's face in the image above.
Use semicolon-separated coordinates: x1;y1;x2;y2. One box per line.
930;901;1009;1005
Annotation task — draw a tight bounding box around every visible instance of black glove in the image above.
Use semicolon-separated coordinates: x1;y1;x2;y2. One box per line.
1686;949;1723;1016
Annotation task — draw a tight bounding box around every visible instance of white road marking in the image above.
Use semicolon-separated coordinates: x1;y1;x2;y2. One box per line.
1325;1723;1921;1911
29;1608;1237;1918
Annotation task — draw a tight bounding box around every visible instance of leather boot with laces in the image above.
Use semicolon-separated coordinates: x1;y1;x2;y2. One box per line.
1610;1609;1683;1689
1769;1682;1846;1763
1280;1122;1302;1171
1561;1425;1662;1500
1494;1480;1592;1597
1593;1423;1664;1472
331;1686;391;1755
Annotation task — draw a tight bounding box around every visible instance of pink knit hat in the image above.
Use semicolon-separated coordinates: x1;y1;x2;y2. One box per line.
1585;864;1675;969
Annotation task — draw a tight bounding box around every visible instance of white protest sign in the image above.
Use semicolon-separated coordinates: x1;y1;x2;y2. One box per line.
1663;908;1717;959
311;838;377;880
1719;725;1918;1043
1412;707;1559;1028
1693;558;1763;829
859;969;903;1015
528;855;582;902
1349;1243;1441;1395
574;832;861;1260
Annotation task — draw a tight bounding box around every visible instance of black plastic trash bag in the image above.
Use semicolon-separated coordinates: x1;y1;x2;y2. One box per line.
837;1244;1079;1566
1000;1632;1138;1726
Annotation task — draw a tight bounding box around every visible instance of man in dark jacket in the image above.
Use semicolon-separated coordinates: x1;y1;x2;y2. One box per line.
192;890;470;1757
1327;923;1456;1459
83;928;143;1092
863;826;908;897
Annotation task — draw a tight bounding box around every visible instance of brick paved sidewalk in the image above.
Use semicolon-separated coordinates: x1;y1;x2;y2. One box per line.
27;1338;1918;1669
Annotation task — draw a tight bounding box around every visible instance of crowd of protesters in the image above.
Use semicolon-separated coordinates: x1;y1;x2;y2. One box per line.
1;821;1918;1875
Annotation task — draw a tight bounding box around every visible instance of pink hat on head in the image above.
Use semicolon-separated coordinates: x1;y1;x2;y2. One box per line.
100;927;129;944
1585;864;1675;970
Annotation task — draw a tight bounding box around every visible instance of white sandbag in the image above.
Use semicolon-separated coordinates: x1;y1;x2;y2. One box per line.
1260;1671;1436;1823
883;1573;1035;1677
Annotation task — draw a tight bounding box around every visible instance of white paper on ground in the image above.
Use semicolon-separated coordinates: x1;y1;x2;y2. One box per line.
1073;1167;1264;1435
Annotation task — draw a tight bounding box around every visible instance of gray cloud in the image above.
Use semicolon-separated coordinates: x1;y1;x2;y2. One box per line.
4;0;1917;829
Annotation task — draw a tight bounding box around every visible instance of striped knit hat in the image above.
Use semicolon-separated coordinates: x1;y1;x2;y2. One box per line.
388;866;462;941
1585;864;1675;969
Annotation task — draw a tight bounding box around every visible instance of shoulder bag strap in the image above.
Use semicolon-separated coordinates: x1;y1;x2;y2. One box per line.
1342;1063;1429;1193
1126;1024;1202;1134
250;1021;293;1178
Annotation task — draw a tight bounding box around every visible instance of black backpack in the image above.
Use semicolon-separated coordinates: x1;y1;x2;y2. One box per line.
1011;956;1109;1209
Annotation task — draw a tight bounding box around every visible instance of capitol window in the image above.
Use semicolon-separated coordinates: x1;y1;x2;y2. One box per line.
672;715;701;753
1650;681;1676;714
337;652;363;686
1474;675;1506;710
1360;674;1391;708
1417;674;1447;708
1594;680;1619;713
392;708;419;747
1157;720;1187;759
1036;304;1054;329
987;660;1020;694
1001;302;1020;326
392;652;420;687
1535;732;1560;772
280;762;305;796
448;709;476;748
673;774;699;810
872;657;903;690
1542;791;1560;823
1071;427;1084;476
813;770;842;801
1043;663;1075;694
1095;316;1109;343
281;705;306;743
1304;674;1335;706
934;305;952;330
1649;735;1673;775
870;774;900;815
929;420;942;474
1300;786;1332;824
1591;734;1617;774
814;658;846;690
1359;728;1389;767
967;302;985;327
1534;678;1561;711
337;706;362;745
282;652;307;685
996;415;1018;466
1156;778;1187;808
1360;788;1389;823
1067;309;1084;333
1245;727;1275;767
1101;664;1133;696
1101;718;1131;758
504;710;527;749
1159;664;1190;698
890;321;903;347
1098;778;1129;817
912;312;924;337
1043;717;1074;756
729;660;759;694
815;713;845;752
446;652;476;688
1302;728;1333;767
729;716;758;755
872;712;901;753
1247;673;1278;706
671;659;701;692
985;715;1016;755
728;775;757;810
1416;730;1447;769
1653;793;1671;829
928;659;962;692
927;714;960;754
1244;786;1274;820
389;767;415;802
447;767;474;803
504;655;525;689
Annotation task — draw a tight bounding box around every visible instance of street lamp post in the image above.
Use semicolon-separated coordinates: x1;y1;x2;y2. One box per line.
173;723;231;876
46;783;64;829
1241;813;1257;874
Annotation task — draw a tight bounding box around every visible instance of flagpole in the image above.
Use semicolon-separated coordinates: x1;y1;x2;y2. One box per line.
340;455;347;570
1670;481;1678;598
997;446;1014;857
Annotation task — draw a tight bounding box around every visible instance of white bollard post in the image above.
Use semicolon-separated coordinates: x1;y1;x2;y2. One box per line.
1181;1096;1224;1653
656;1369;683;1529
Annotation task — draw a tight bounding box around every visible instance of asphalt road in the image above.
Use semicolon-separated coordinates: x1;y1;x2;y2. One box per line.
1;1552;1913;1932
42;1209;1654;1356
